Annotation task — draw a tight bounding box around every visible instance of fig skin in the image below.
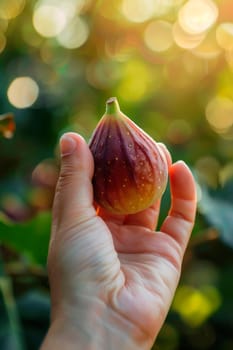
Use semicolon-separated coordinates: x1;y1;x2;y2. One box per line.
89;97;168;215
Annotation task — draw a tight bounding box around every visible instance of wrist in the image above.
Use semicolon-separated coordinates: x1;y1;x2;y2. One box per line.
41;298;152;350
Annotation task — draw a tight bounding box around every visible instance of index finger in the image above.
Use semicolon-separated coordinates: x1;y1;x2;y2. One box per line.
160;161;197;250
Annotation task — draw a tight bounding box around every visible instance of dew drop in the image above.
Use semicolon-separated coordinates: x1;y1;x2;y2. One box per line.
128;143;133;148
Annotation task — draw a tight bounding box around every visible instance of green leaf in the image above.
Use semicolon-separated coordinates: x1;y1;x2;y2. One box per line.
0;277;26;350
199;184;233;249
0;212;51;266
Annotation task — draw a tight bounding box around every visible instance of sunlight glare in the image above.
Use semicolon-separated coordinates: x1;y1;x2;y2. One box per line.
178;0;218;35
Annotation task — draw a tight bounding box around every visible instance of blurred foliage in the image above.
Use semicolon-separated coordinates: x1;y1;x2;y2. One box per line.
0;0;233;349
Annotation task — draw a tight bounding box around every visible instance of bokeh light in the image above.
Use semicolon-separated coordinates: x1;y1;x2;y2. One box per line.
173;285;221;327
7;77;39;109
178;0;218;35
216;22;233;51
173;21;206;49
54;0;88;17
192;30;222;59
33;4;67;38
116;60;151;102
57;17;89;49
205;96;233;134
121;0;155;23
144;20;174;52
153;0;185;17
0;0;25;20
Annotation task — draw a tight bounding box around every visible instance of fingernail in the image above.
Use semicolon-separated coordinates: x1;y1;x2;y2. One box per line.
60;134;77;156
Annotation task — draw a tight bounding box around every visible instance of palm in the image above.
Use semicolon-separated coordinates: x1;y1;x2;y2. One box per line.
97;198;193;343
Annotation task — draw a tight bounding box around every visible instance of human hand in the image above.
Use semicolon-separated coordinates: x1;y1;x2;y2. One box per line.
41;132;197;350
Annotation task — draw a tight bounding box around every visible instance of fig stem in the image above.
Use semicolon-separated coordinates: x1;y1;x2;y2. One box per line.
106;97;121;115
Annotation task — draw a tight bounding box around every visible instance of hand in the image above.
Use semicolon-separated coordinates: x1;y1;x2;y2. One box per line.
41;132;197;350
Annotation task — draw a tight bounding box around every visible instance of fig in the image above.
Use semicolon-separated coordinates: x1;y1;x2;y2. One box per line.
89;97;168;215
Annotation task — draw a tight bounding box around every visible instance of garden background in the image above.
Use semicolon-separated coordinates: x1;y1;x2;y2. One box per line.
0;0;233;349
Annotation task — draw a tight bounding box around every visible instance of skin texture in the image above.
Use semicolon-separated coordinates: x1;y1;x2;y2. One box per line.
41;132;197;350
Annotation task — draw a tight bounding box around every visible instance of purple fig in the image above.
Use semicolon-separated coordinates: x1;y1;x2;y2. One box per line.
89;97;168;215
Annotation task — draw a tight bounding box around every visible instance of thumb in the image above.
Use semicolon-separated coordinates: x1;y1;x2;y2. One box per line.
52;132;96;234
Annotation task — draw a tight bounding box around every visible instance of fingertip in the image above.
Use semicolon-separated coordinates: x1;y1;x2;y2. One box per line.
60;133;77;157
59;132;94;175
60;132;86;156
169;161;197;201
169;160;187;176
